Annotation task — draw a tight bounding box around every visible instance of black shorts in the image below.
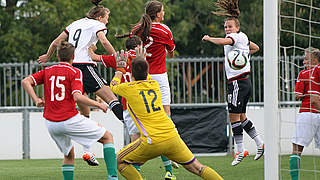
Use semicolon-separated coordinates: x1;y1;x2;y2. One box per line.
72;64;107;94
227;76;252;113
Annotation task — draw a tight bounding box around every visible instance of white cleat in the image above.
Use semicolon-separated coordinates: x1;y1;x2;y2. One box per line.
82;152;99;166
254;144;265;160
232;150;249;166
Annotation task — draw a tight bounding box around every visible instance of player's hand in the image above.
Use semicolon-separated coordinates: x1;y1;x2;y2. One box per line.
115;49;128;73
202;35;210;42
38;54;49;65
89;44;97;51
35;98;44;107
135;44;147;60
98;103;108;113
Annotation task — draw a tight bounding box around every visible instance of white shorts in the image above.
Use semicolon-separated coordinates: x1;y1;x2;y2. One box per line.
292;112;320;148
123;109;139;136
150;73;171;105
46;113;106;156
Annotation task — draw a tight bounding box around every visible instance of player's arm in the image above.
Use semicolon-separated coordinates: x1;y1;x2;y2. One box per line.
21;76;44;107
88;45;101;62
38;31;68;65
249;41;260;54
167;50;174;58
202;35;233;45
97;31;116;55
73;92;108;113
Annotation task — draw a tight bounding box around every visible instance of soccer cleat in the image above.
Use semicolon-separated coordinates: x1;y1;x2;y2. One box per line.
164;171;176;180
82;152;99;166
171;161;179;169
254;144;265;160
232;150;249;166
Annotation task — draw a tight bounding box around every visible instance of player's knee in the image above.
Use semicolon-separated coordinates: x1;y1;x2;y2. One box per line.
183;159;203;175
99;131;113;144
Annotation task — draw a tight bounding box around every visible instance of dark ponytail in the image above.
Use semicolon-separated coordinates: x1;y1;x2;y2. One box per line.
115;0;162;41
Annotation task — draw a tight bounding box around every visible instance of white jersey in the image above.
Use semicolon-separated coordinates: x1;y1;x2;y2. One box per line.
224;32;251;79
65;18;108;65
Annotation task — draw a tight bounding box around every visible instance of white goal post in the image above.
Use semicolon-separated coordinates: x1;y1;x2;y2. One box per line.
264;0;279;179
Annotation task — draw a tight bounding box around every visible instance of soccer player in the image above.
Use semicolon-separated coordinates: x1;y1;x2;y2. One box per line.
201;0;264;166
37;1;123;122
116;0;175;117
22;40;118;180
290;47;320;180
89;36;178;178
109;51;224;180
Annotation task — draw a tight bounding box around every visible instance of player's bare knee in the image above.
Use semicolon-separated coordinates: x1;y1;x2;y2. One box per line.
99;130;114;144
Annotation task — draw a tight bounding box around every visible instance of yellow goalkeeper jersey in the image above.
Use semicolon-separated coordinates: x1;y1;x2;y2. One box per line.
110;77;178;144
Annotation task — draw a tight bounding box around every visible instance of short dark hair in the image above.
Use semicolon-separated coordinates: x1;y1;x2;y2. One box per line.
125;35;142;50
131;57;149;80
57;40;75;62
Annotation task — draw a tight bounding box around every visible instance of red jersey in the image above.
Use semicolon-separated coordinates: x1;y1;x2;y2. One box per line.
100;50;136;110
294;67;319;113
31;62;83;121
132;23;175;74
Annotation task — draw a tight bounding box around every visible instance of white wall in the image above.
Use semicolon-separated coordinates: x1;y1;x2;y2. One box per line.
1;107;320;160
244;107;320;156
0;111;123;160
0;113;23;159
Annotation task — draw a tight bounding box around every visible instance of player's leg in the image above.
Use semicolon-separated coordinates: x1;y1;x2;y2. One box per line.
163;136;223;180
227;79;251;165
117;139;151;180
290;112;315;180
46;119;75;180
123;109;142;171
163;105;171;116
183;159;223;180
240;113;264;160
98;130;118;180
290;143;303;180
62;147;75;180
96;85;123;121
239;78;264;160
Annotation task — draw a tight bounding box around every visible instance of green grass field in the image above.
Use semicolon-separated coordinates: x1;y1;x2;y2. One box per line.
0;155;319;179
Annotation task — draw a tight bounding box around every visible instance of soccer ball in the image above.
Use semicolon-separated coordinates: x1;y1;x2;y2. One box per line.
227;50;249;70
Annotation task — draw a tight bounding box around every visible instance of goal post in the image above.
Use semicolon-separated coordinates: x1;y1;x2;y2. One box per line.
264;0;279;179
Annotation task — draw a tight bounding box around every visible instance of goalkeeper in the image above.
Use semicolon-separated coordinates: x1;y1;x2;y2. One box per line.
110;47;223;180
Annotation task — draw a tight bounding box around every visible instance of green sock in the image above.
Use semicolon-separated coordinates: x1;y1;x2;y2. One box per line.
289;154;300;180
62;165;74;180
133;164;141;172
161;156;173;174
103;143;118;177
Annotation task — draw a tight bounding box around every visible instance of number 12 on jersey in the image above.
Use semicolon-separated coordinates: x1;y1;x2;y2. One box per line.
139;90;161;113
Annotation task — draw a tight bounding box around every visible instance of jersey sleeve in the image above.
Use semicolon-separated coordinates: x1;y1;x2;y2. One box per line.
71;69;83;95
293;71;305;96
93;23;108;36
101;54;116;69
164;26;175;52
30;70;45;86
226;33;238;46
110;77;128;97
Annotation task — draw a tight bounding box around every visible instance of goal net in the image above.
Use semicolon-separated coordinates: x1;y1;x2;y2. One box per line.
265;0;320;179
